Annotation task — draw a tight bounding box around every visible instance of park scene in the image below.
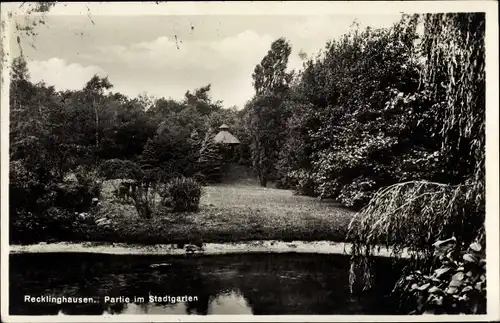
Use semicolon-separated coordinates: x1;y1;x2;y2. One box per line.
4;2;488;317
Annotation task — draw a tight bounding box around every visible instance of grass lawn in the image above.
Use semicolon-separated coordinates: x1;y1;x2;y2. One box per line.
90;181;357;245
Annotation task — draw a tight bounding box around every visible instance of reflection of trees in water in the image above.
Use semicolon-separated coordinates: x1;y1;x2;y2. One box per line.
91;260;203;314
106;302;126;315
13;253;337;315
10;254;112;315
185;274;210;315
216;254;353;315
89;257;212;315
59;303;106;315
231;254;403;315
11;252;400;316
9;300;61;316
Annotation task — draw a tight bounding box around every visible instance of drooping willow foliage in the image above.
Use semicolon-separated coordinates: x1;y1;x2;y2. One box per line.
421;13;485;208
347;13;486;291
348;180;481;258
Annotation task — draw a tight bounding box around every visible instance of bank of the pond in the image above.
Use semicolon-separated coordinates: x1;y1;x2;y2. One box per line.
12;184;359;245
9;240;412;258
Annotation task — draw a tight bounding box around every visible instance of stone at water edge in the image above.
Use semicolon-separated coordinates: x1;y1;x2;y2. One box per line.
150;263;172;268
185;244;204;254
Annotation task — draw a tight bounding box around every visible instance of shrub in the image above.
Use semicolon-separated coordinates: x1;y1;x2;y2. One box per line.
112;179;136;204
274;170;298;190
128;179;163;219
9;160;53;214
10;166;101;235
10;210;44;243
162;177;202;213
10;207;78;243
46;182;94;212
74;166;103;200
10;161;103;243
42;207;77;236
393;237;486;314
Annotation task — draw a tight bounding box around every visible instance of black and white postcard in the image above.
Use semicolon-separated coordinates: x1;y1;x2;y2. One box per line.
1;1;499;322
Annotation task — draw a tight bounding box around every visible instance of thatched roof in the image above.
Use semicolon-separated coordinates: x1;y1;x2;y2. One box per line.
214;124;240;144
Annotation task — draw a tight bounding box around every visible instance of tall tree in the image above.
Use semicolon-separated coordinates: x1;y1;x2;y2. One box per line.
252;38;293;97
83;75;113;154
247;38;293;187
9;55;32;117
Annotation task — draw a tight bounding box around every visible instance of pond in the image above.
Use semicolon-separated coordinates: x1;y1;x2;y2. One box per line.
10;252;406;315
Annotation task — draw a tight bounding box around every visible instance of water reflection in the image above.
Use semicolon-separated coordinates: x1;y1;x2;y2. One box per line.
79;289;254;315
10;252;405;315
208;290;253;315
112;301;188;315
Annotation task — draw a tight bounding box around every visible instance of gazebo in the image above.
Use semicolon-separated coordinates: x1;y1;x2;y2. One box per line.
214;124;240;161
214;124;240;144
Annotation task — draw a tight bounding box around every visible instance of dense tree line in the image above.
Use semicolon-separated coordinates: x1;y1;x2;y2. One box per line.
245;14;484;214
9;56;250;236
9;58;247;175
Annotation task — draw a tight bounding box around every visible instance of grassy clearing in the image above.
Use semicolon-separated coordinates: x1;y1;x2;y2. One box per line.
87;181;356;245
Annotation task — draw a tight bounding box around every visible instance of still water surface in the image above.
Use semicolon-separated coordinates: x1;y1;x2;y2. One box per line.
10;252;404;315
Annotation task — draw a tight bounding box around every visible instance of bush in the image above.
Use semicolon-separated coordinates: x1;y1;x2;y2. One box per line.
393;237;486;314
10;210;45;243
128;179;163;219
288;169;316;196
10;161;102;243
37;168;100;212
9;160;52;214
10;173;100;227
10;207;79;243
274;171;298;190
46;182;95;212
161;177;202;213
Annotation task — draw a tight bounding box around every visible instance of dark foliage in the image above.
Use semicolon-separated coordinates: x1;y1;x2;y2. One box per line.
393;237;486;314
197;132;224;183
161;177;202;213
97;159;143;180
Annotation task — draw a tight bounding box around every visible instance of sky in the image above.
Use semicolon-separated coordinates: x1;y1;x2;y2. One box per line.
9;4;404;109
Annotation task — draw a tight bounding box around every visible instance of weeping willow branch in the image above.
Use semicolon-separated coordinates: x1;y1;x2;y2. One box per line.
347;180;483;261
421;13;485;193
